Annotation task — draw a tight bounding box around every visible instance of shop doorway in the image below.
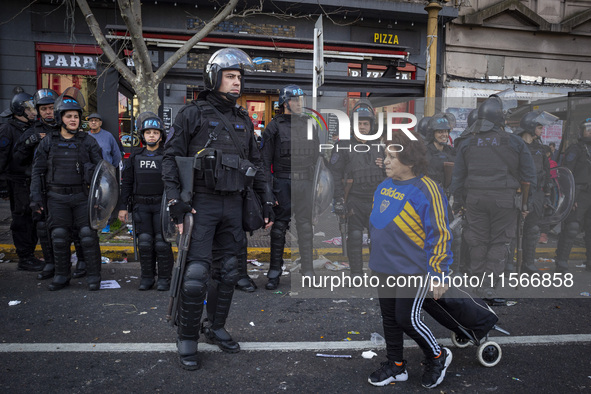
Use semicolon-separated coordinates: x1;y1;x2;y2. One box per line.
238;94;278;139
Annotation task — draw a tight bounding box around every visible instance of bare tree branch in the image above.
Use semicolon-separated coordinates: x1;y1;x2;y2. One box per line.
75;0;136;83
154;0;240;81
117;0;153;85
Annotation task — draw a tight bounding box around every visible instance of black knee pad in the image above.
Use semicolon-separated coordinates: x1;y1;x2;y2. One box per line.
154;234;170;254
138;233;154;252
51;227;70;249
220;256;240;286
36;220;48;235
565;221;580;238
348;229;363;246
182;262;208;297
79;226;98;249
271;221;289;239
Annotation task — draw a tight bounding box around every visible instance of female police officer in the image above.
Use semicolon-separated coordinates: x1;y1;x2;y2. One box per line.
30;87;104;291
118;112;174;291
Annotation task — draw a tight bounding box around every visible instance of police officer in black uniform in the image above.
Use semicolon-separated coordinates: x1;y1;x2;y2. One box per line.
554;118;591;273
258;85;304;290
0;92;44;271
118;112;174;291
162;48;274;370
330;99;385;279
516;111;553;273
450;94;536;303
425;113;456;189
30;88;104;291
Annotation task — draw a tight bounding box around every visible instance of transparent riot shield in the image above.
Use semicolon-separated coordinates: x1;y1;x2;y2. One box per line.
539;166;575;227
88;160;119;230
311;156;334;225
161;192;178;243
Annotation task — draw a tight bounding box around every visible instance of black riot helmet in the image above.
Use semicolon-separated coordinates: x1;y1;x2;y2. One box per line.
416;116;432;139
136;111;164;147
34;88;59;125
467;108;478;128
53;87;86;133
520;111;558;136
10;92;36;119
477;96;504;131
426;113;456;143
350;98;376;131
203;48;255;101
279;85;305;114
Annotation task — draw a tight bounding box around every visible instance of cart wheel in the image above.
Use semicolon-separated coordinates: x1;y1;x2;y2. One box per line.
451;332;471;348
477;341;502;367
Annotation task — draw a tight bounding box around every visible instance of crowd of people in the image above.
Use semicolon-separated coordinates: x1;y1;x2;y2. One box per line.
1;46;589;388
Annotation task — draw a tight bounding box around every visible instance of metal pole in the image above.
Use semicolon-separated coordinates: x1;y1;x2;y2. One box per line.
424;1;442;117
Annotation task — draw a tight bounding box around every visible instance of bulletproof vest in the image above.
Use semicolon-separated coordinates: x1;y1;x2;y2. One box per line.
572;143;591;185
290;114;319;174
4;118;31;179
133;148;164;196
464;131;520;190
344;145;385;195
270;115;292;175
527;141;546;185
427;144;455;187
47;132;88;185
188;100;252;192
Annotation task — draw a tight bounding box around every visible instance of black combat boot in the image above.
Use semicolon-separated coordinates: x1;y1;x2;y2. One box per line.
347;229;364;279
72;238;87;278
80;228;102;291
235;237;256;292
203;278;240;353
138;234;156;291
266;221;288;290
18;256;44;272
36;220;55;279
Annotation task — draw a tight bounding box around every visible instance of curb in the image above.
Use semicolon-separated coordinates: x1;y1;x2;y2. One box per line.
0;244;585;262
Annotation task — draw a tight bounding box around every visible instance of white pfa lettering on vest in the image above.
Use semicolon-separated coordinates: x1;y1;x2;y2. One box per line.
140;160;157;169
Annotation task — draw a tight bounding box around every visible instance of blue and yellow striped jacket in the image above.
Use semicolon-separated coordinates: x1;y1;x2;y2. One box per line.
369;175;452;278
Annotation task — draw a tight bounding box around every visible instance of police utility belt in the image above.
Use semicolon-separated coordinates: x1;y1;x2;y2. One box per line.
134;195;162;204
48;185;88;195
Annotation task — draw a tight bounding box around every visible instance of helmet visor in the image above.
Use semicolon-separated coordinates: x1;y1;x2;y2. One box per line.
533;111;559;127
55;87;86;112
490;88;518;114
209;48;255;73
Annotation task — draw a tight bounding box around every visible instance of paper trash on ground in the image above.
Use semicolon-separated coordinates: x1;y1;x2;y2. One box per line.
100;280;121;289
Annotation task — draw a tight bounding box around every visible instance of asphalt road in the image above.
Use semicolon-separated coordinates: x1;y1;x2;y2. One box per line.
1;259;590;393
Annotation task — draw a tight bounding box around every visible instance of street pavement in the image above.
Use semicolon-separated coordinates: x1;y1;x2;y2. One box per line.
1;199;591;392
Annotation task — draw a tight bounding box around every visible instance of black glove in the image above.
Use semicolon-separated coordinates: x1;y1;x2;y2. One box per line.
168;200;192;224
30;201;42;212
263;202;275;223
452;200;463;213
333;198;346;216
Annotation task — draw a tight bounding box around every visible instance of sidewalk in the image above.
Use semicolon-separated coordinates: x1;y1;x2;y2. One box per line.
0;198;586;262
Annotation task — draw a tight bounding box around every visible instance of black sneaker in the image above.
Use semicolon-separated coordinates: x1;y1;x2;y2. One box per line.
368;360;408;386
421;347;452;389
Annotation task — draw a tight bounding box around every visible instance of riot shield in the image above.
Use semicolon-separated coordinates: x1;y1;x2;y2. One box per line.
539;166;575;227
88;160;119;230
161;191;178;243
311;157;334;225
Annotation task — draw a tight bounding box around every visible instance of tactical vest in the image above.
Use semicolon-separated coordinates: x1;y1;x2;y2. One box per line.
344;146;385;196
188;100;252;192
572;143;591;186
270;115;292;177
290;114;318;176
133;148;164;196
47;132;88;186
527;141;546;186
427;144;455;187
464;131;520;190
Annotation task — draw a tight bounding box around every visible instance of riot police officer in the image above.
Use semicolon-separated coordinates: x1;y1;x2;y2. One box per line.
450;93;536;304
257;85;303;290
329;99;385;279
118;112;174;291
425;113;456;189
0;91;43;271
554;118;591;272
30;87;104;291
16;88;88;280
416;116;431;140
517;111;554;273
162;48;274;370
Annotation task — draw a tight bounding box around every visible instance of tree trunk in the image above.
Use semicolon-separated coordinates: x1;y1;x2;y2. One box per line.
134;79;161;114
